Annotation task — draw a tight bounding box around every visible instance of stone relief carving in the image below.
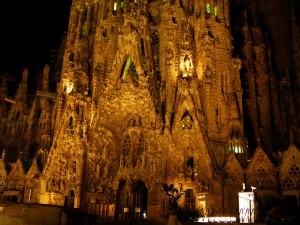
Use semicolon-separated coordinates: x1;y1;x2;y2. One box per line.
201;25;215;47
232;57;242;70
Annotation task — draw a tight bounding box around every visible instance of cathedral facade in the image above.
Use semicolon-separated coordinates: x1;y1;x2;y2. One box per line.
0;0;300;220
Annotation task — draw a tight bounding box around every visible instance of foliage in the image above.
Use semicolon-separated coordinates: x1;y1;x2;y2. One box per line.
161;182;185;212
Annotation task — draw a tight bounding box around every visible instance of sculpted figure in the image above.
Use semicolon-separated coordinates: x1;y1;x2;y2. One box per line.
120;154;124;168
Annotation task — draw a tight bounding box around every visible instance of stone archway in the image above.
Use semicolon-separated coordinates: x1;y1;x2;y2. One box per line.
115;180;148;220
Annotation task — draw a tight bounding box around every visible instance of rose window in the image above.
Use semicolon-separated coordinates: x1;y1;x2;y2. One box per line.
288;164;300;188
282;176;296;189
16;182;24;190
255;165;268;177
288;164;300;176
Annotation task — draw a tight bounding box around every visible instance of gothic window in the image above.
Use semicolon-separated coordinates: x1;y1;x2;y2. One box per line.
68;117;73;129
172;17;177;24
81;28;86;36
206;3;211;13
187;156;194;166
185;189;195;210
102;29;107;37
122;135;131;157
141;39;147;72
214;7;218;17
286;164;300;188
121;1;125;13
186;157;194;181
288;164;300;176
129;62;139;86
134;134;145;167
113;2;117;15
67;117;74;134
129;118;137;127
69;52;74;62
282;176;296;189
254;165;268;177
151;32;160;81
137;135;145;156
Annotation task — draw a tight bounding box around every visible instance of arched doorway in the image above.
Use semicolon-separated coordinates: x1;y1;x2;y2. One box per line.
64;190;75;208
115;180;148;220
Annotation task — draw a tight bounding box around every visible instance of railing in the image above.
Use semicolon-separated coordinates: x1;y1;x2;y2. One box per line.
197;207;239;217
194;207;265;223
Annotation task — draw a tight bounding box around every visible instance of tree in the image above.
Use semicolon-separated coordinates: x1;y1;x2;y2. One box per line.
161;183;185;212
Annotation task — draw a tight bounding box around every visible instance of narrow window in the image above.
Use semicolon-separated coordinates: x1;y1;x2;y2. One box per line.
141;39;147;71
185;189;195;210
81;28;85;36
214;7;218;17
206;4;211;14
121;1;125;9
121;1;125;13
113;2;117;11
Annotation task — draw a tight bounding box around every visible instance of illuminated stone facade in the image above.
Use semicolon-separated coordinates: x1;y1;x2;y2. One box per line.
0;0;300;220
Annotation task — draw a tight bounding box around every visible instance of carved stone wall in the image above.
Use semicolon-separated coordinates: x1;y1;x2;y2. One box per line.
0;0;299;219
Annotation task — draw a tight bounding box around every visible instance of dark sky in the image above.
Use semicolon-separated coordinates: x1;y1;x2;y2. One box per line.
0;1;71;83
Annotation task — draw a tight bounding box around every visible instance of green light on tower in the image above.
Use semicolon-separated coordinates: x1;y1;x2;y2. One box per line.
206;3;211;14
214;7;218;17
121;1;125;9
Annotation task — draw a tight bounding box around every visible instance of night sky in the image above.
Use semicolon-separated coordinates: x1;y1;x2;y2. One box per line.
0;1;71;92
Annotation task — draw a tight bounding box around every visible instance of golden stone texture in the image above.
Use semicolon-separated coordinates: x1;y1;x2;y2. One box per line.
0;0;300;220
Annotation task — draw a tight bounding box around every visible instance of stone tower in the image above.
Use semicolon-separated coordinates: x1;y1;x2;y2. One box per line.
39;0;247;218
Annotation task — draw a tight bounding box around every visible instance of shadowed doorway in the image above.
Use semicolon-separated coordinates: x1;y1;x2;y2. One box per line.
115;180;148;220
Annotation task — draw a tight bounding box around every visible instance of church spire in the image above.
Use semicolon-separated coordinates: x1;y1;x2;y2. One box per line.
14;68;29;103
